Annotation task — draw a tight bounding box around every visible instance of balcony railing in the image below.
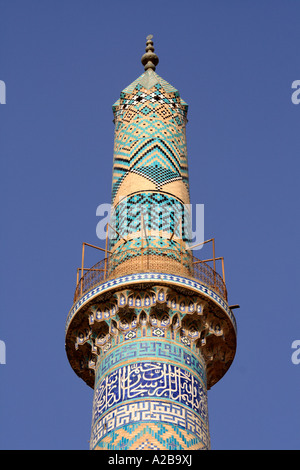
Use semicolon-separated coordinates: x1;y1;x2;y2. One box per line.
73;247;227;304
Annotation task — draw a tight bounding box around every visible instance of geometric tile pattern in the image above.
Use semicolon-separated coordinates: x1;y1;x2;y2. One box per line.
109;190;192;272
91;416;209;450
111;71;189;204
110;191;192;248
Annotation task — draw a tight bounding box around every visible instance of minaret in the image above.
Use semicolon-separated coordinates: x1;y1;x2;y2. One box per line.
65;36;237;450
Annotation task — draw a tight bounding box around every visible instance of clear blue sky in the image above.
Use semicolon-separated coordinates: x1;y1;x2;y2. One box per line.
1;0;299;450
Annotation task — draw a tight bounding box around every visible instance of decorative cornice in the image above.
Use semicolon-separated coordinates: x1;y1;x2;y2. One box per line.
66;272;236;335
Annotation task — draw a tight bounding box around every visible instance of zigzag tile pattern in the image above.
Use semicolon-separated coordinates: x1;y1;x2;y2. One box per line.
111;72;189;204
109;191;192;251
93;422;207;450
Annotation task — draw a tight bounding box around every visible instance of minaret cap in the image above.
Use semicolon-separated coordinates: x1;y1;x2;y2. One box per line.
141;35;159;71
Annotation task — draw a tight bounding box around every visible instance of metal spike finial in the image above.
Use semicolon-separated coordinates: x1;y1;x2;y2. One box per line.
141;35;159;71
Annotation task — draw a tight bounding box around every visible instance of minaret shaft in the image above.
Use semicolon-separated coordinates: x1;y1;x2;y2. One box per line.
108;67;191;281
65;36;237;451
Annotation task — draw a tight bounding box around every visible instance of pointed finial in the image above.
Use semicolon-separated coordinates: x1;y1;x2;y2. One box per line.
141;35;159;71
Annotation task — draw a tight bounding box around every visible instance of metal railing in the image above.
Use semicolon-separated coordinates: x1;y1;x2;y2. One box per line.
73;247;227;304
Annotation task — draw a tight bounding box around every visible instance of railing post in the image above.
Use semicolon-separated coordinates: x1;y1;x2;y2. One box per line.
81;243;85;297
212;238;216;289
104;223;108;279
221;257;225;283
